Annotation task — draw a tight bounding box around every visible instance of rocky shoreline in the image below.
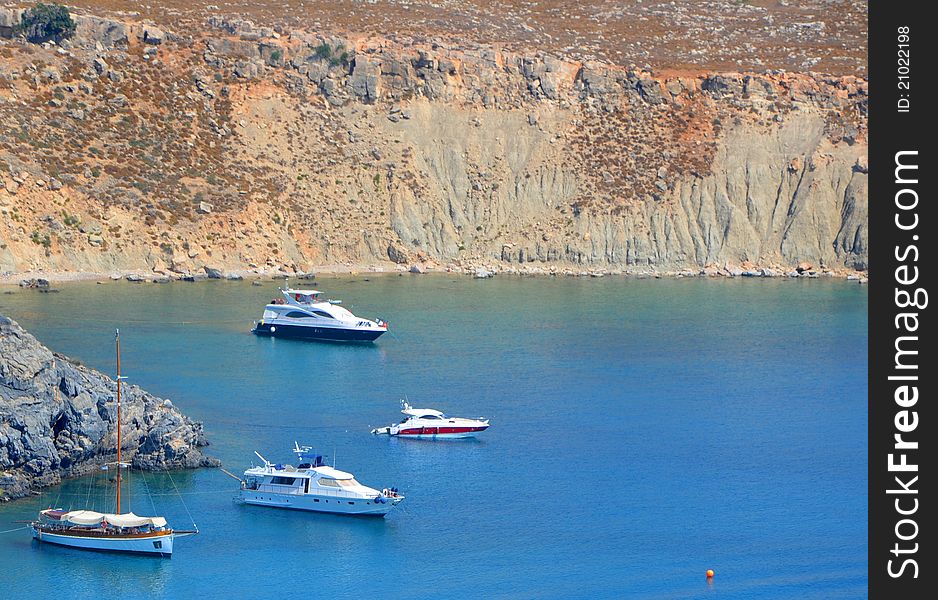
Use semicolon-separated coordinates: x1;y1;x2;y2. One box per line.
1;258;868;286
0;314;220;502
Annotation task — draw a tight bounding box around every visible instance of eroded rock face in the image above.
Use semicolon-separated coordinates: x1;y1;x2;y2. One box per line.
74;15;129;48
0;8;24;38
0;315;219;501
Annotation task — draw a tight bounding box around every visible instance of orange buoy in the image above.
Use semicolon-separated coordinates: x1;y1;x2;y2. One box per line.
706;569;715;578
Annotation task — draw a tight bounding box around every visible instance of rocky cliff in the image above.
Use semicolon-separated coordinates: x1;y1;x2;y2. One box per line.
0;5;867;278
0;314;218;501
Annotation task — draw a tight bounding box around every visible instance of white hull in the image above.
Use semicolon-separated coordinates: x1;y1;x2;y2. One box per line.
31;527;177;556
241;490;399;516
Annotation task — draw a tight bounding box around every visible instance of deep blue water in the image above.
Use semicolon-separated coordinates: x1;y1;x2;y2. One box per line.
0;275;867;599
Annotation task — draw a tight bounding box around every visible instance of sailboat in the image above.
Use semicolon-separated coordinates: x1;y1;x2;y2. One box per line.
29;330;197;557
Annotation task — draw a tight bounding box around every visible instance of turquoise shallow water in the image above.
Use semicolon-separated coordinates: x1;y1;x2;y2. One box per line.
0;275;867;599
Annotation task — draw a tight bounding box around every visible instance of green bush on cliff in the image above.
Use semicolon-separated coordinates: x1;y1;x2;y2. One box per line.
313;43;350;67
15;2;76;43
314;43;332;60
62;211;80;227
30;231;52;248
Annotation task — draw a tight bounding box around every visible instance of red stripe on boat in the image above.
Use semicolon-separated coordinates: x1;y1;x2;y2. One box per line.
397;426;488;435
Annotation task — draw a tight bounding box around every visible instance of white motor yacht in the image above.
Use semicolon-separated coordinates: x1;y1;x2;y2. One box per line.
237;443;403;516
372;401;490;439
252;287;388;342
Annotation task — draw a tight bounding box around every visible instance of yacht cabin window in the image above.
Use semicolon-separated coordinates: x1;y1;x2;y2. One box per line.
269;476;298;485
318;478;360;487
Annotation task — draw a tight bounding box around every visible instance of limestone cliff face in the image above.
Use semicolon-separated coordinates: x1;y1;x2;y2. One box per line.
0;10;867;276
0;315;218;501
370;102;866;271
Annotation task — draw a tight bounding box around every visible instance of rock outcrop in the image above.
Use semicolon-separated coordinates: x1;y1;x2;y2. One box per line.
0;314;219;501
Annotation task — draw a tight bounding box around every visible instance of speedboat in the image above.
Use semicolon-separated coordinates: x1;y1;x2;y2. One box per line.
252;287;388;342
236;443;404;517
371;401;490;439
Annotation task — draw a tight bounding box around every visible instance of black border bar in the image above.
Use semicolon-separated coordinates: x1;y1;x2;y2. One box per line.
870;2;933;596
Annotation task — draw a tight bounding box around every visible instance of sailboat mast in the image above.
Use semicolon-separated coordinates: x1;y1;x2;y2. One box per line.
116;329;122;515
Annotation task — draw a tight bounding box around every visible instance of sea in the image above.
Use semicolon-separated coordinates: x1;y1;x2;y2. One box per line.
0;274;868;599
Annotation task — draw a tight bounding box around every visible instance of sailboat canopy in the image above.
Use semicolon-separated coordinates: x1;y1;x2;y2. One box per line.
48;510;167;528
107;513;168;528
